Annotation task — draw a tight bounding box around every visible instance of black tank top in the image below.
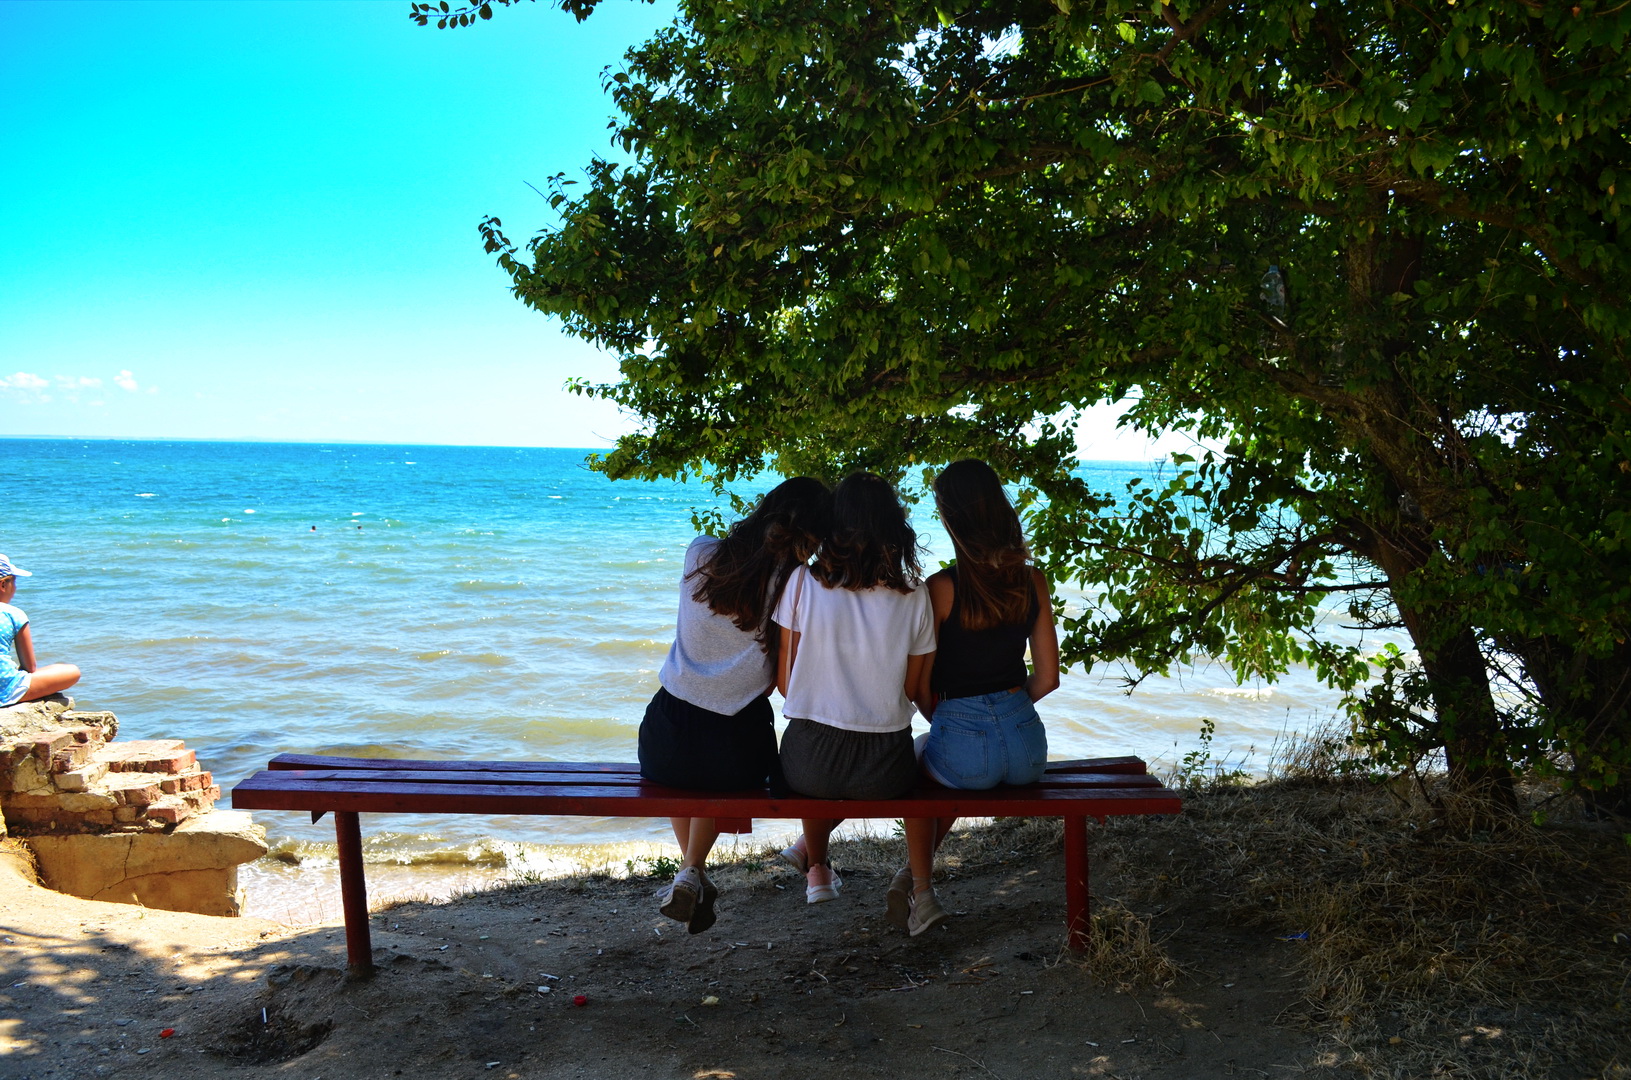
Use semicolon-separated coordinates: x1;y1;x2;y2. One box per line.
930;567;1038;700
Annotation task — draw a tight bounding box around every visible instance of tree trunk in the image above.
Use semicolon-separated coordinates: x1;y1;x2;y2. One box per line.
1372;528;1518;817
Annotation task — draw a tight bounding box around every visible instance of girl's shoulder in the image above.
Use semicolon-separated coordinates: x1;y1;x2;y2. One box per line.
0;602;25;626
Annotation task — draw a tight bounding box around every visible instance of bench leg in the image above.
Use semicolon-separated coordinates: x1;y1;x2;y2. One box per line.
334;810;374;977
1064;815;1090;952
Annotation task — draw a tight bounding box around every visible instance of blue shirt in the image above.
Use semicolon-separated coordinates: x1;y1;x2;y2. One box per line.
0;603;29;706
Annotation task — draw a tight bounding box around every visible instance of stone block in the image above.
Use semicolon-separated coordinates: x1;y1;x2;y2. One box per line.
30;732;75;760
103;774;164;806
0;753;51;794
144;803;191;826
57;711;117;741
54;762;109;792
3;790;119;813
0;695;72;740
94;740;194;774
51;742;95;773
26;810;268;917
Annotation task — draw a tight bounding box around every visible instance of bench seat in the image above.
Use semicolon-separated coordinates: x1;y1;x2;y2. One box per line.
231;753;1181;974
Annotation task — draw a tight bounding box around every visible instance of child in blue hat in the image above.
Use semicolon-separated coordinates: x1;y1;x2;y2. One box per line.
0;554;81;706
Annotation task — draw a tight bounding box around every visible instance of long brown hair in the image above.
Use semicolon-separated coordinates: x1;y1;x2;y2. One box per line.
810;472;921;594
691;476;832;654
934;459;1032;631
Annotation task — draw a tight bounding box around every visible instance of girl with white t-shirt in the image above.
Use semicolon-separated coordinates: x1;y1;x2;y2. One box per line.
773;473;946;931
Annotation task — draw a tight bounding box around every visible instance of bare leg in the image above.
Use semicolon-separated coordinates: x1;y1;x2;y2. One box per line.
669;818;690;851
904;818;938;892
801;818;839;888
780;817;844;873
682;818;720;869
22;664;79;701
935;816;956;850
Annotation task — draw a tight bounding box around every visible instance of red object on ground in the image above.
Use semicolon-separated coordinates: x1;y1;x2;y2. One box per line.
159;1028;175;1038
573;995;587;1007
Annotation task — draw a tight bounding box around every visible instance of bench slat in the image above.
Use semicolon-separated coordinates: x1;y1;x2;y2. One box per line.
232;772;1181;819
242;767;1166;793
265;753;1152;777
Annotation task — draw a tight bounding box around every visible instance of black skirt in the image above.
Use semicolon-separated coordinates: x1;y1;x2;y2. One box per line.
637;686;779;792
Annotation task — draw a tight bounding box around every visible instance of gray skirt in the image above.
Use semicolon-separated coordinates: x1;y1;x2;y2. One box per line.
779;717;918;800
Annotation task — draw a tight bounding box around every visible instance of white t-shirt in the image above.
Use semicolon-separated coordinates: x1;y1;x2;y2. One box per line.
658;536;776;716
772;565;936;733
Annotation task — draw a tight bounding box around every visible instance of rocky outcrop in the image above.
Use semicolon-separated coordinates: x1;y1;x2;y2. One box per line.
0;695;266;916
27;810;266;916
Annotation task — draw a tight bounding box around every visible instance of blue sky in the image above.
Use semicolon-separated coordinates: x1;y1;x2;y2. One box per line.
0;0;1188;457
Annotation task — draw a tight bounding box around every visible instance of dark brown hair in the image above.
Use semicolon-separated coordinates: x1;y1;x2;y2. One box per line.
691;476;833;654
810;472;921;594
934;459;1032;631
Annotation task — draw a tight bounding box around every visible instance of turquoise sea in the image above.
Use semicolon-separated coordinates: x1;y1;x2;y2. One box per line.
2;438;1358;921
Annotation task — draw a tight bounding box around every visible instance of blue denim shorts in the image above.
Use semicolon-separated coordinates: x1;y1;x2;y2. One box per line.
921;689;1048;789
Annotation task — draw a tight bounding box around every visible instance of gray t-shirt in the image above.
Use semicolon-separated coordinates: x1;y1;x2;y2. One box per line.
657;536;775;716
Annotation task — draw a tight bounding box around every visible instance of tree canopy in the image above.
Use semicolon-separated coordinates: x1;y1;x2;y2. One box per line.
426;0;1631;812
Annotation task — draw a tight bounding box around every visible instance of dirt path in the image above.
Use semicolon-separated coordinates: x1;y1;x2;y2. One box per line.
0;822;1324;1080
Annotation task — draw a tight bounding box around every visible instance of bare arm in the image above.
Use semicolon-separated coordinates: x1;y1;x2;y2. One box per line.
918;571;958;720
14;623;36;673
1025;569;1061;702
776;625;800;698
906;650;935;719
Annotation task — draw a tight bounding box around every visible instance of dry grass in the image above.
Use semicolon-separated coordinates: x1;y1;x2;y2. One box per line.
1094;743;1631;1079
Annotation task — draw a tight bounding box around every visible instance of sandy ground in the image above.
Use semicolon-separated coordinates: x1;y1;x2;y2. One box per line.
0;819;1326;1080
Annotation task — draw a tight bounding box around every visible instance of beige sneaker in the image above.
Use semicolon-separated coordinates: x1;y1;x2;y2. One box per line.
688;872;719;935
659;866;703;924
907;888;949;937
884;867;913;930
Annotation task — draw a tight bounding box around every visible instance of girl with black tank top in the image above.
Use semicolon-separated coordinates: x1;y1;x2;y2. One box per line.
921;459;1060;789
879;460;1062;938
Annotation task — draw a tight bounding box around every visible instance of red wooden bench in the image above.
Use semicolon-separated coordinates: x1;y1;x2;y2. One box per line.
231;754;1181;975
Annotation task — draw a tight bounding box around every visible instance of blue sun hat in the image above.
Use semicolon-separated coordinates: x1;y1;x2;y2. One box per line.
0;554;32;579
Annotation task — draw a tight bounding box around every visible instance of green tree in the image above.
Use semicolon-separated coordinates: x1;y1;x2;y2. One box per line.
424;0;1631;813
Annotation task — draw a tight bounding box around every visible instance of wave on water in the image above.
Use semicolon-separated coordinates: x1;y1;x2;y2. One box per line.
587;638;666;655
1206;687;1277;700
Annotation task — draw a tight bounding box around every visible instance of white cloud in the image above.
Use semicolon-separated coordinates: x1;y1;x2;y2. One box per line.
114;369;140;392
0;371;49;392
55;375;103;390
